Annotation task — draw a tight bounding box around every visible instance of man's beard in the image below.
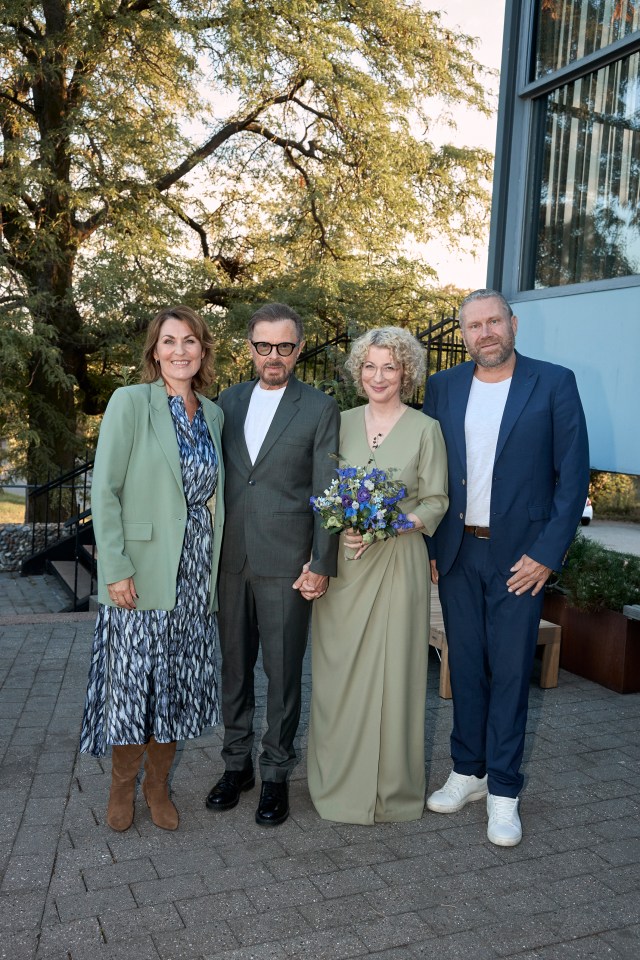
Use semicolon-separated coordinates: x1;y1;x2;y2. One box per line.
466;331;515;369
261;363;290;386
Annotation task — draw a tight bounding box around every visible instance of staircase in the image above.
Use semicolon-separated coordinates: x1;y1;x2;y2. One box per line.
21;461;96;611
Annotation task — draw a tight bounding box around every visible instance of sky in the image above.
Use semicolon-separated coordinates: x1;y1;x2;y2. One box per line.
421;1;507;288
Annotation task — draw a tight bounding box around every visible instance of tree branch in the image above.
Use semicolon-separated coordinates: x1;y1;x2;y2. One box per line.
0;88;36;118
154;81;307;193
161;197;210;259
283;148;339;259
290;96;335;124
20;192;39;214
244;122;320;159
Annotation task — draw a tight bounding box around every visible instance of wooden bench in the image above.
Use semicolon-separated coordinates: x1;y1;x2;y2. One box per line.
429;585;562;699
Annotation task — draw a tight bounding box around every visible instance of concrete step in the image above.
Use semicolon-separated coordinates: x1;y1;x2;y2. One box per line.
49;560;94;606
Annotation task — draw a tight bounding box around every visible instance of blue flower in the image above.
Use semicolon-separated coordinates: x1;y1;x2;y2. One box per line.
310;460;413;539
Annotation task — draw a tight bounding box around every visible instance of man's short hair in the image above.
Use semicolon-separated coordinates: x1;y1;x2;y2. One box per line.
247;303;304;341
459;289;513;326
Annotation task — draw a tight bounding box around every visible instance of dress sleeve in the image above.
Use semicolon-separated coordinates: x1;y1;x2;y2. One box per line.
411;417;449;537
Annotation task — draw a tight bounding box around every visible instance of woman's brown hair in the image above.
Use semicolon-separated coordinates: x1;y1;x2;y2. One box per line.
140;305;215;392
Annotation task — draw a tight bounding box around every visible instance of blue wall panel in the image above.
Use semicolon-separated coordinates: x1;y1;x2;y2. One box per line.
512;288;640;474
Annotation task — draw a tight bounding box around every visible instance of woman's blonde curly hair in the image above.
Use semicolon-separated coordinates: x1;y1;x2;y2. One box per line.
140;305;215;392
345;326;426;402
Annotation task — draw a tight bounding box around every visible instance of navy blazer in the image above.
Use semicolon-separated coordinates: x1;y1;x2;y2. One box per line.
423;352;590;576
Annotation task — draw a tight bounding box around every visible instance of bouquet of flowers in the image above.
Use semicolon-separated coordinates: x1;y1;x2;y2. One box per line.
310;462;413;558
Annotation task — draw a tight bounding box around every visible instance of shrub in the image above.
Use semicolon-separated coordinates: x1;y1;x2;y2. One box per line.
590;470;639;519
554;533;640;613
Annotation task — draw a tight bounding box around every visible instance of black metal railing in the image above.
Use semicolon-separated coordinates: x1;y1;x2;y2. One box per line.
64;508;97;611
297;331;352;383
27;455;94;552
417;311;466;380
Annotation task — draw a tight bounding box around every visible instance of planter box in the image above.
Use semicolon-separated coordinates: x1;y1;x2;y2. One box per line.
543;591;640;694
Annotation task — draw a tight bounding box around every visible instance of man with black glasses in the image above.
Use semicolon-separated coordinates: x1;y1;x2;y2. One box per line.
205;303;340;826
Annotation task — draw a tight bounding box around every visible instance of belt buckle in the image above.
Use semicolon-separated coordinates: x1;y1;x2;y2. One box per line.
476;527;490;540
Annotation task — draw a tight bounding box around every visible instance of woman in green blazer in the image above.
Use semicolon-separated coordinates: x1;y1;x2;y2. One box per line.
80;306;225;833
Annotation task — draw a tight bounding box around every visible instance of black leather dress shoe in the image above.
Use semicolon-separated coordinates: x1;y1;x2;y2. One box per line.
255;780;289;826
205;768;255;810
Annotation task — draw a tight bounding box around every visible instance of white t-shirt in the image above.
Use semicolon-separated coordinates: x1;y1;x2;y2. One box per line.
464;376;512;526
244;382;286;464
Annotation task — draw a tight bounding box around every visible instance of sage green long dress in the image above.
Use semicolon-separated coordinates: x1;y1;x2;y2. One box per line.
307;405;449;824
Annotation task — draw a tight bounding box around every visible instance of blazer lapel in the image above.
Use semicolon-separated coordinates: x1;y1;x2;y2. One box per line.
227;380;255;472
199;394;223;463
448;362;475;472
495;352;538;463
252;376;301;468
149;380;183;491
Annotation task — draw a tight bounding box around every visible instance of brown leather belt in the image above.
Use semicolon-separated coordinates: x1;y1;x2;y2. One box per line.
464;524;491;539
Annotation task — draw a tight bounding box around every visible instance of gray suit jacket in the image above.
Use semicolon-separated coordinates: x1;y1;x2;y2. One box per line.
217;376;340;578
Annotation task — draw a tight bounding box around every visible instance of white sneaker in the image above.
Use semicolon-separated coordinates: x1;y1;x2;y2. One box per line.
426;771;488;813
487;794;522;847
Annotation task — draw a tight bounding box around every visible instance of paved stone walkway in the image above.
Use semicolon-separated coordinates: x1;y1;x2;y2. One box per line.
1;571;639;959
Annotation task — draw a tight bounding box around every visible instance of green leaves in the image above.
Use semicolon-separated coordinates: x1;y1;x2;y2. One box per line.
556;533;640;614
1;0;492;476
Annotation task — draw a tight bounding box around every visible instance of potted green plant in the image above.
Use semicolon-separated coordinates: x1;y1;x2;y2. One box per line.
543;533;640;693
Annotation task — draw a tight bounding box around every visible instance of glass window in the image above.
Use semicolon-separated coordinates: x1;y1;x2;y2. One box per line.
534;51;640;287
535;0;640;76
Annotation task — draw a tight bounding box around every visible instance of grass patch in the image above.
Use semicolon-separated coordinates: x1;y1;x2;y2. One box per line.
0;492;26;524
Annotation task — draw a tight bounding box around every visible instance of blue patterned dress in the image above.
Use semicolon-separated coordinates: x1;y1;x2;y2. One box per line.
80;397;220;757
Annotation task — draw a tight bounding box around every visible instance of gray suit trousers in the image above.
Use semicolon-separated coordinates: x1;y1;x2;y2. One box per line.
218;559;311;782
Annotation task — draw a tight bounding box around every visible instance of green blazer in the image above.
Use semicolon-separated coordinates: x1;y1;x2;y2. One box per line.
91;380;225;611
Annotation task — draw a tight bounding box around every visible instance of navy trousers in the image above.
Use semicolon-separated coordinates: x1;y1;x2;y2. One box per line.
438;532;544;798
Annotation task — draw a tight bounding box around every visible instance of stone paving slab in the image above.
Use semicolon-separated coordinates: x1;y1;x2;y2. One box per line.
1;572;640;959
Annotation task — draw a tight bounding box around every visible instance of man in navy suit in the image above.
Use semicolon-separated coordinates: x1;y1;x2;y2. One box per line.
423;289;589;846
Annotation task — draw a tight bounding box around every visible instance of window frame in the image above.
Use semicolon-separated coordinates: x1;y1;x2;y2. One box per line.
488;0;640;300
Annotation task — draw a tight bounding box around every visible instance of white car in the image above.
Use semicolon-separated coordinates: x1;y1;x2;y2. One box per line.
581;497;593;526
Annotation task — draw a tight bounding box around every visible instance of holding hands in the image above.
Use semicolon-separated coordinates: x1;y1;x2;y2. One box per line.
293;562;329;601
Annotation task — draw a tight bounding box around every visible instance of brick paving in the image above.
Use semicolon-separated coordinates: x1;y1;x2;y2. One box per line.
1;570;639;959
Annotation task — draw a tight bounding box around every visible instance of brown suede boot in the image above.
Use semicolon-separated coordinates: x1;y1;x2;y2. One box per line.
106;743;147;831
142;738;179;830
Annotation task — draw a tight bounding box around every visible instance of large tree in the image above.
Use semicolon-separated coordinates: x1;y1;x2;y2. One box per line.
0;0;491;480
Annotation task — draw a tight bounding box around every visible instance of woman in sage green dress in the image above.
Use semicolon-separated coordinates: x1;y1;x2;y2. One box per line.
308;327;448;824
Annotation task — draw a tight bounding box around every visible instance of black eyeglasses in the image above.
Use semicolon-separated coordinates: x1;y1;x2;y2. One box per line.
250;340;300;357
